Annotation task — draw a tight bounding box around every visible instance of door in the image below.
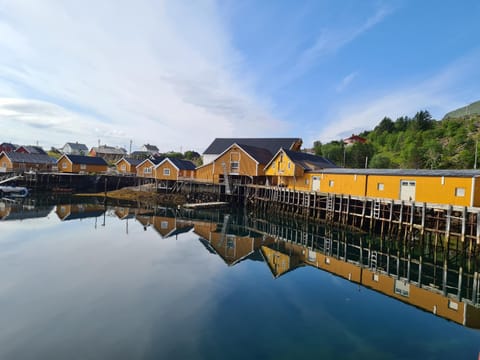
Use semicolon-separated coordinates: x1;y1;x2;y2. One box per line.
312;176;320;192
400;180;416;201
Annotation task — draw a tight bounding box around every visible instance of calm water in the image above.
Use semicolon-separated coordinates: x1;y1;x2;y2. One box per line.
1;197;479;360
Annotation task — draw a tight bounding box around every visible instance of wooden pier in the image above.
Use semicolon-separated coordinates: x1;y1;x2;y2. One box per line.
244;185;480;250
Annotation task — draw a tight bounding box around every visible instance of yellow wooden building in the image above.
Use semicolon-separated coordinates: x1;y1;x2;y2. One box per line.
195;143;274;184
0;151;57;173
154;158;196;181
136;157;163;178
308;169;480;207
57;154;108;173
264;148;337;188
115;157;141;174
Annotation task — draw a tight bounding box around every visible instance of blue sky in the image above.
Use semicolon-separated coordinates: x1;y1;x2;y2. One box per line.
0;0;479;152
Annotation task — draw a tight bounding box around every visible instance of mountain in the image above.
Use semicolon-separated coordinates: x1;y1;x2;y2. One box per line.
444;100;480;119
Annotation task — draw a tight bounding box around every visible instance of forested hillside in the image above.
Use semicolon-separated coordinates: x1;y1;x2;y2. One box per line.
314;110;480;169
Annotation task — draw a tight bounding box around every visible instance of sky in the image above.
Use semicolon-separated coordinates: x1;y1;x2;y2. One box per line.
0;0;479;153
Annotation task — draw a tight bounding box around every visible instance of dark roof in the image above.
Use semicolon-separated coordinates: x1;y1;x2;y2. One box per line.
203;138;302;156
167;158;196;170
91;146;126;155
121;157;142;166
63;155;108;165
237;144;273;164
3;152;56;164
150;156;165;165
283;149;338;170
64;142;88;151
61;210;105;221
317;168;480;178
0;143;17;149
18;145;47;155
143;144;159;152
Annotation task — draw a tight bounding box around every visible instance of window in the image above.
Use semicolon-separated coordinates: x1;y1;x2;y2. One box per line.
373;274;379;282
62;162;67;169
377;183;384;191
394;279;410;297
144;167;152;174
121;164;126;171
163;168;170;176
80;164;86;170
2;162;6;168
230;161;239;172
441;176;445;185
455;187;465;197
329;180;334;187
448;300;459;311
305;179;309;185
287;161;291;169
161;221;168;229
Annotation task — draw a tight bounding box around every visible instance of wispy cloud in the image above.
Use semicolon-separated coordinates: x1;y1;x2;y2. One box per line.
0;0;287;151
315;51;480;143
336;72;358;92
286;4;394;83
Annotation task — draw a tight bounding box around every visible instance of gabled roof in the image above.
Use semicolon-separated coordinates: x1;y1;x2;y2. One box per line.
203;138;302;155
61;154;108;165
0;143;17;149
237;144;273;164
1;151;56;164
90;146;126;155
17;145;47;155
281;149;337;170
137;156;164;168
156;157;196;170
115;157;142;166
64;142;88;151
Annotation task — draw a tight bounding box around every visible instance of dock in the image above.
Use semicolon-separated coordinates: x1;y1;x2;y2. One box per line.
182;202;229;209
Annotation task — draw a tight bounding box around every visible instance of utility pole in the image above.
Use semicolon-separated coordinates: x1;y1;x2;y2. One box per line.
475;140;478;170
129;139;132;155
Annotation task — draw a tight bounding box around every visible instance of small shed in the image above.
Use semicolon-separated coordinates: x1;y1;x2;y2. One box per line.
116;157;142;174
136;157;164;178
154;158;196;181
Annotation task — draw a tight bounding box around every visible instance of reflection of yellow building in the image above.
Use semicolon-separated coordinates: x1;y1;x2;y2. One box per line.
194;220;268;266
55;204;105;221
136;214;193;238
264;236;480;329
0;202;53;221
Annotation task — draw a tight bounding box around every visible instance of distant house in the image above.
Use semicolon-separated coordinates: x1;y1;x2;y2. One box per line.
129;151;151;160
89;145;126;162
136;157;164;178
60;142;89;155
57;154;108;173
202;138;302;165
0;143;17;153
15;145;47;155
154;158;196;181
343;134;367;146
115;157;142;174
0;151;57;172
141;144;160;155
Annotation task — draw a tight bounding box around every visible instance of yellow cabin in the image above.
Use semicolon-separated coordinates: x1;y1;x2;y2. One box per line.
57;154;108;173
0;151;56;172
115;157;141;174
136;158;163;178
154;158;196;181
264;148;338;189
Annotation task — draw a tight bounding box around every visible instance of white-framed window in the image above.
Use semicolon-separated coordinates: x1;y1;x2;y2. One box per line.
163;168;170;176
80;164;86;170
161;221;168;229
230;161;239;172
62;162;67;169
377;183;384;191
121;164;126;171
455;187;465;197
305;179;309;185
144;167;152;174
2;162;7;168
329;180;334;187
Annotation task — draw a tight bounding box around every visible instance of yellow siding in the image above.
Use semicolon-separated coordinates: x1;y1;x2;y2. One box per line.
213;145;259;177
116;159;135;174
474;177;480;207
58;157;73;172
195;163;215;183
0;154;13;171
366;175;474;206
265;151;298;177
155;162;178;180
136;161;155;178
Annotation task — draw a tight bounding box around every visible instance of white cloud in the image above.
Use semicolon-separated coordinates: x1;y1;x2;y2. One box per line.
0;0;287;152
316;51;480;143
336;72;358;93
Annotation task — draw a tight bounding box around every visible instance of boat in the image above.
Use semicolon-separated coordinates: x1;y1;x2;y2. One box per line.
0;186;29;198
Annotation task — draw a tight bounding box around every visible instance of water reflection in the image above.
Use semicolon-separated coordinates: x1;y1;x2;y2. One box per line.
1;198;479;359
